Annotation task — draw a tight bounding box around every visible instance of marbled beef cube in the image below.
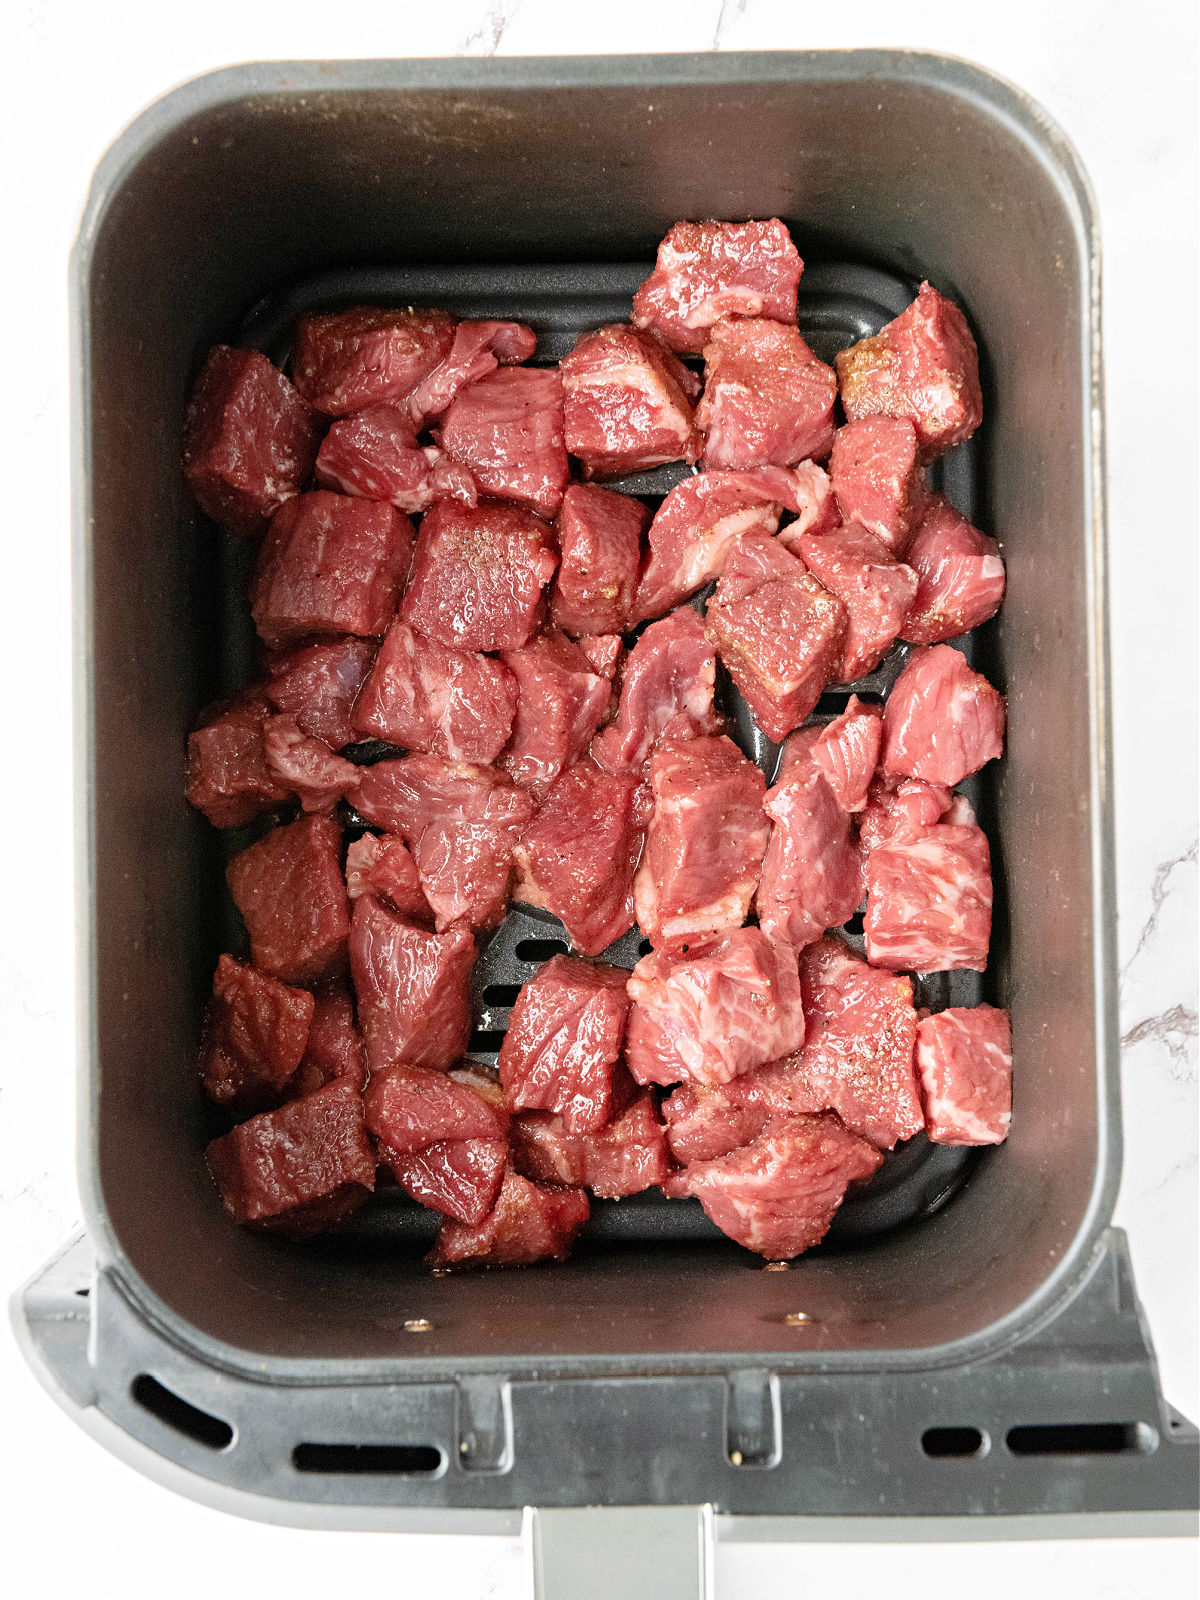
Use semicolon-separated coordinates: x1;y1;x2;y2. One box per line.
499;632;612;801
780;459;841;539
510;1088;672;1198
632;218;803;354
406;319;537;425
426;1167;590;1269
349;896;474;1073
438;366;568;518
344;833;432;925
916;1005;1012;1145
591;608;721;776
290;976;367;1099
881;644;1006;786
389;1139;509;1225
696;318;837;471
806;696;884;813
560;323;700;478
262;715;360;812
291;306;456;415
185;690;291;829
901;496;1006;643
550;483;648;636
200;954;313;1111
858;773;953;850
226;812;350;984
829;416;927;557
498;956;631;1132
662;1055;826;1164
315;403;476;513
791;523;917;683
265;635;378;750
865;820;993;973
365;1061;509;1223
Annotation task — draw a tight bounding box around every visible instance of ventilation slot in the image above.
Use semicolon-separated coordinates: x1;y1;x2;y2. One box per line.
482;983;523;1007
922;1426;987;1458
637;937;654;956
514;937;569;963
843;910;866;935
468;1030;506;1053
1006;1422;1153;1457
293;1443;443;1475
131;1374;234;1450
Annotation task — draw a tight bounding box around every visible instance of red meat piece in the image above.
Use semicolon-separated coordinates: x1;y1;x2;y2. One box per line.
344;833;431;925
560;323;700;478
625;927;806;1087
902;496;1006;643
808;696;884;812
400;499;558;651
206;1080;376;1239
351;619;518;764
696;318;837;470
262;715;360;812
835;282;983;461
829;417;927;557
662;1054;826;1164
781;460;841;540
185;691;291;829
226;813;350;984
512;763;644;956
390;1139;509;1225
705;533;847;741
498;956;630;1131
291;306;456;415
200;954;314;1111
859;774;954;850
578;633;623;681
511;1090;672;1199
315;404;476;513
592;608;721;776
349;895;474;1071
792;524;918;682
265;636;377;750
632;218;803;354
499;633;612;801
634;735;769;949
550;483;648;636
365;1060;509;1223
183;345;323;537
672;1112;882;1258
437;366;568;518
881;644;1006;786
251;492;413;647
290;976;367;1099
865;820;993;973
916;1005;1012;1145
354;755;533;931
406;319;538;424
427;1167;590;1269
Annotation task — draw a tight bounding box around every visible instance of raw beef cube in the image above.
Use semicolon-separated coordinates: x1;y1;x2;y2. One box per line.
349;895;474;1071
351;619;518;764
183;345;323;537
829;417;927;557
696;318;838;470
354;755;533;931
438;366;568;518
427;1167;590;1269
265;636;377;750
634;735;769;949
344;833;431;924
200;954;313;1111
262;715;360;812
865;820;993;973
315;403;476;513
901;496;1006;643
290;976;367;1099
662;1055;826;1163
859;775;954;850
916;1005;1012;1145
226;813;350;984
365;1060;509;1223
291;306;457;415
632;218;803;354
251;491;414;647
499;633;613;800
792;524;918;682
389;1139;509;1225
560;323;700;478
705;533;847;741
592;608;721;775
808;696;884;812
400;499;558;651
781;460;841;539
205;1080;376;1239
511;1089;672;1198
512;763;644;956
625;927;806;1087
550;483;648;636
835;282;983;461
499;955;631;1132
578;633;624;681
185;691;291;828
881;644;1006;786
672;1112;882;1259
406;319;538;424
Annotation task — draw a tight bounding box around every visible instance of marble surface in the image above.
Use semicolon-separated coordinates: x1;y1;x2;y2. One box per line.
1;1;1195;1594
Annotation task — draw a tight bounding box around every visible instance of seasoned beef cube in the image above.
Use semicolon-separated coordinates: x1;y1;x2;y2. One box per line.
511;763;644;956
662;1055;826;1164
634;735;769;949
499;633;612;801
625;928;806;1088
438;366;568;518
916;1005;1012;1145
406;319;538;425
671;1112;882;1259
865;820;992;973
792;524;918;682
183;345;323;537
290;976;367;1099
705;532;847;741
400;499;558;651
783;459;841;539
265;635;377;751
251;491;414;647
901;496;1006;643
881;644;1006;786
185;690;291;828
560;323;700;478
835;282;983;461
354;755;533;931
262;715;361;812
498;956;631;1132
578;632;623;682
696;318;837;470
829;417;927;557
205;1080;376;1239
349;896;474;1072
291;306;456;415
200;954;314;1110
351;619;518;764
315;403;476;513
365;1061;509;1223
390;1139;509;1225
592;608;721;776
550;483;648;636
426;1167;590;1269
226;813;350;984
859;774;954;850
511;1089;672;1198
632;218;803;354
807;696;884;812
344;833;432;925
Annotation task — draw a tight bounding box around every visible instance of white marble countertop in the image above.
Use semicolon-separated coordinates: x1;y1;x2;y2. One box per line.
2;2;1195;1594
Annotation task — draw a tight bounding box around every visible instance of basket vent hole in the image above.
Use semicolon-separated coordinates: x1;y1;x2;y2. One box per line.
1005;1422;1153;1457
843;910;866;936
131;1374;234;1450
921;1426;987;1458
293;1443;442;1476
514;937;569;963
468;1030;506;1053
637;937;654;956
482;983;523;1008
